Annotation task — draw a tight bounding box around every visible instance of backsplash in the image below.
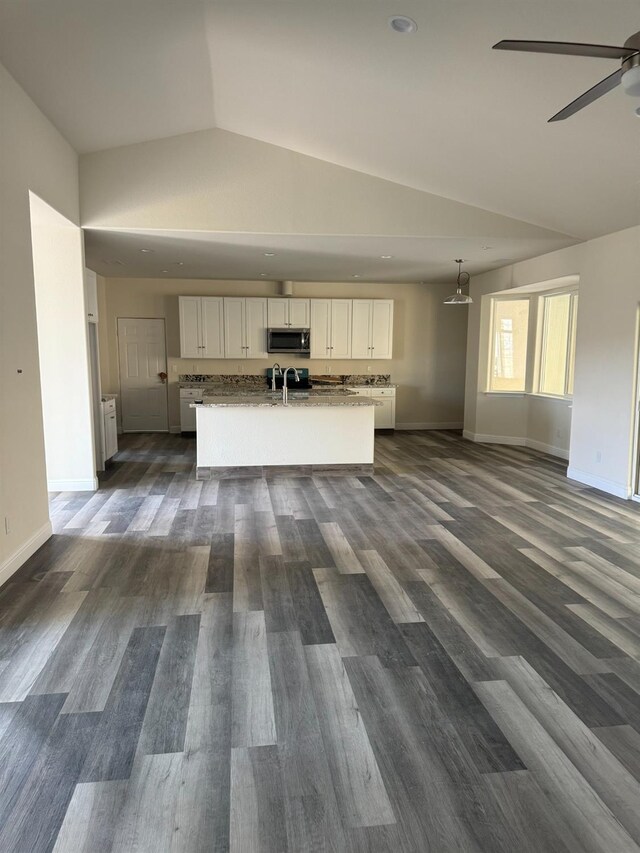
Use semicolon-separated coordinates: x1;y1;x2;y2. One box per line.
311;374;392;386
179;374;264;385
179;373;392;386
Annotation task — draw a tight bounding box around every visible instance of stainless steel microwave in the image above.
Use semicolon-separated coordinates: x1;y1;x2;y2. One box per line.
267;328;310;355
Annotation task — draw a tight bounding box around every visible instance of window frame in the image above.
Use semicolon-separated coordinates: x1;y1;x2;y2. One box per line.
486;295;532;394
534;288;579;400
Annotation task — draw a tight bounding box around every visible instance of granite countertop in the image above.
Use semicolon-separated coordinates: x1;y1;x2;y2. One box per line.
181;385;355;396
193;394;380;408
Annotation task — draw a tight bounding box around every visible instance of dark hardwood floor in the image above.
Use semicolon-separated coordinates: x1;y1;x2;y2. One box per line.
1;430;640;852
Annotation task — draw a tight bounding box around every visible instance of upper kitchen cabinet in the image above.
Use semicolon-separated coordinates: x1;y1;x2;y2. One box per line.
351;299;394;359
310;298;352;359
84;268;98;323
179;296;224;358
267;298;310;328
224;296;268;359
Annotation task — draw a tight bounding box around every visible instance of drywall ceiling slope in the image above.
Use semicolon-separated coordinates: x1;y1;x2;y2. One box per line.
80;128;576;282
1;0;638;239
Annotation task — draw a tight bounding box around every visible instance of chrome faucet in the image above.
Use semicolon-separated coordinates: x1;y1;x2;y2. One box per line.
271;363;282;391
281;367;300;403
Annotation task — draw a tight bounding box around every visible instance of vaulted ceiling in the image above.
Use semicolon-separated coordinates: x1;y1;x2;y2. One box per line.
1;0;638;279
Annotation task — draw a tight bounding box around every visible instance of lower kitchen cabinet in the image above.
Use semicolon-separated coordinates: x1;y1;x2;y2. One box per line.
347;386;396;429
102;398;118;461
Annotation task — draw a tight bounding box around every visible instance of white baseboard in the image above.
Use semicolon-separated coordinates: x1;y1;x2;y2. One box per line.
169;425;182;434
567;467;631;499
0;521;53;587
48;477;98;492
463;431;569;460
463;431;525;446
396;422;464;431
525;439;570;461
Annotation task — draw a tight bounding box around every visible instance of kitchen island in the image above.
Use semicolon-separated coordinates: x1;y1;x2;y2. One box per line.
194;393;379;474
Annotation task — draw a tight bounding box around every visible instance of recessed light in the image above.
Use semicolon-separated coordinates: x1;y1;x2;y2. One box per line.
260;273;268;277
352;274;361;278
388;15;417;34
140;248;154;253
263;252;276;257
481;246;493;251
380;255;393;259
172;261;184;266
161;269;169;273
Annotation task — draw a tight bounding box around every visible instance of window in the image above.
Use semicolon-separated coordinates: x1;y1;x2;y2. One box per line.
538;291;578;397
488;299;530;392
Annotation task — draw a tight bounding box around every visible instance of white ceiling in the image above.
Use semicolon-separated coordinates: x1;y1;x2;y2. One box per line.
1;0;639;260
83;228;572;283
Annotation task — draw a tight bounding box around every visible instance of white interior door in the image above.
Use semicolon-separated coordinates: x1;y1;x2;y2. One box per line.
117;318;168;432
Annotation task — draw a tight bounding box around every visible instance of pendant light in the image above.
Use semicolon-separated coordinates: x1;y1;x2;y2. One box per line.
444;259;473;304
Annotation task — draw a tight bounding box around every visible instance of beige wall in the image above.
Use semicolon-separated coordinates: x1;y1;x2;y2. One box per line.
464;226;640;498
97;277;468;430
0;61;80;579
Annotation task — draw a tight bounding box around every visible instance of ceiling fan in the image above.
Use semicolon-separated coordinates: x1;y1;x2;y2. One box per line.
493;30;640;121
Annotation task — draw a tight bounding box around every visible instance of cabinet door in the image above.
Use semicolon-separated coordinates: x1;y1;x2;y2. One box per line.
201;297;225;359
371;300;394;359
330;299;352;359
373;396;395;429
351;300;372;359
179;296;202;358
289;299;310;328
104;412;118;459
224;297;246;358
84;269;99;323
245;297;268;359
310;299;331;359
373;397;394;429
267;298;289;328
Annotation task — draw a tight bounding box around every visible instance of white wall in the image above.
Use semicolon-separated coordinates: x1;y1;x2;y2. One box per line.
0;61;80;582
30;194;96;492
464;227;640;497
97;276;468;432
80;127;572;245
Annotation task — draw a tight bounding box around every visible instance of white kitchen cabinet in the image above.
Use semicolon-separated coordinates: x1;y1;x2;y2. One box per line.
372;388;396;428
351;299;394;360
310;299;352;359
84;268;98;323
179;296;224;358
330;300;352;359
224;297;268;359
347;386;396;429
310;299;332;359
267;298;310;328
102;398;118;460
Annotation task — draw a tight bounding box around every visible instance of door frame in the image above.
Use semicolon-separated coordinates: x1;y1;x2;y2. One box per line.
117;316;169;433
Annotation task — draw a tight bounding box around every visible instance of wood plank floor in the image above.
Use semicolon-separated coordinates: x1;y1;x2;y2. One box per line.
1;430;640;852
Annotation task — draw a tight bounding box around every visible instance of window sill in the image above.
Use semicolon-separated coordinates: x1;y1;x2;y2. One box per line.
482;390;572;403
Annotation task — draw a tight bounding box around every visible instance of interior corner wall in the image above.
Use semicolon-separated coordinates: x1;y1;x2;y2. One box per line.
30;196;96;492
464;226;640;498
97;277;468;432
0;61;80;582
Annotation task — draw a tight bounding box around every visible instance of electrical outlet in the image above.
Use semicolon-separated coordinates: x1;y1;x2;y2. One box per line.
171;364;177;374
367;365;372;373
4;517;9;535
325;363;330;373
596;451;602;463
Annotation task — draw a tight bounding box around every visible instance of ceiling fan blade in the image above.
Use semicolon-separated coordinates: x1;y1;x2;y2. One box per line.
548;67;624;121
493;39;637;60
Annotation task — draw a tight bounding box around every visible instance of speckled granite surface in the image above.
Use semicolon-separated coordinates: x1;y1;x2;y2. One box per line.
195;395;379;408
179;373;394;388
